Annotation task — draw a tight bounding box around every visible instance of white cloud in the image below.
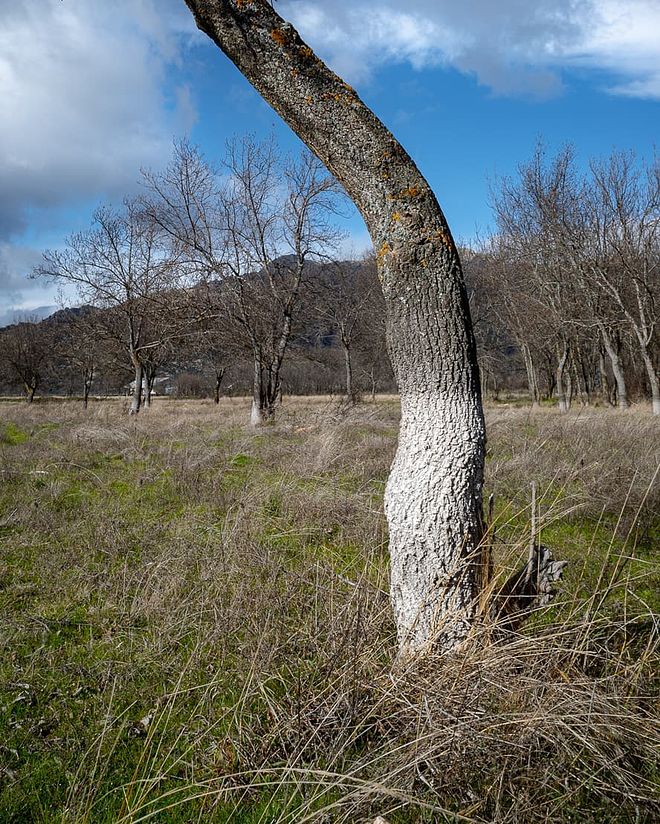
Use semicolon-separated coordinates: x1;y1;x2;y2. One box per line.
0;0;200;314
0;241;59;320
566;0;660;98
280;0;660;99
0;0;196;238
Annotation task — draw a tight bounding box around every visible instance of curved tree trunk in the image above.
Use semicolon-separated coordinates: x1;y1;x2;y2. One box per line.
185;0;486;654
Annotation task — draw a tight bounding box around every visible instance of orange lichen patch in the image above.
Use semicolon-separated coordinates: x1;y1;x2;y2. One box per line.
377;241;390;262
271;28;289;47
304;95;313;105
391;211;401;222
320;90;354;106
424;227;452;248
400;185;421;199
234;0;255;8
299;45;314;59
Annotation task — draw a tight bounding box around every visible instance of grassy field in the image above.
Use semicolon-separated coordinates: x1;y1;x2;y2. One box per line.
0;396;658;823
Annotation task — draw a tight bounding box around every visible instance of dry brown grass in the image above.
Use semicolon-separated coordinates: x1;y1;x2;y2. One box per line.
0;397;657;822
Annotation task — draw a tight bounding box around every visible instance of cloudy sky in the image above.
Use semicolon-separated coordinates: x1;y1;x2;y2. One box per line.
1;0;659;323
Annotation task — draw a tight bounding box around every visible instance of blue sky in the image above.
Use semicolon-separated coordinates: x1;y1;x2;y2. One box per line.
1;0;659;322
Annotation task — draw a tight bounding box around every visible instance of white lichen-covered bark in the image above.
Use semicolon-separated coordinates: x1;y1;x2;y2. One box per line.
386;394;484;651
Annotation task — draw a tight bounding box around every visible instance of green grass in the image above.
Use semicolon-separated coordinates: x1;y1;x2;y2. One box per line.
0;398;657;822
0;422;29;445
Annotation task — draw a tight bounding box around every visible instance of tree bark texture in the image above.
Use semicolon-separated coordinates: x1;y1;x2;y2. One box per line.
184;0;486;654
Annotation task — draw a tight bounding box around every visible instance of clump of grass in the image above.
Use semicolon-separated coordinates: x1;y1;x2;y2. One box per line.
0;398;657;822
0;421;29;445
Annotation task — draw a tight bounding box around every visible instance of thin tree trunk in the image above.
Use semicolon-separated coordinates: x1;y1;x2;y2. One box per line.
639;346;660;415
185;0;486;655
214;368;225;404
264;365;279;419
251;353;265;426
25;383;36;404
572;357;587;407
598;349;615;406
342;337;354;402
556;342;570;414
265;285;299;418
579;353;592;406
544;366;556;401
130;360;143;415
521;343;540;407
598;325;628;409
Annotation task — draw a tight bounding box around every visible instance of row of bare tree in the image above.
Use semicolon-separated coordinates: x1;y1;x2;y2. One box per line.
1;141;658;416
469;145;659;413
0;138;390;415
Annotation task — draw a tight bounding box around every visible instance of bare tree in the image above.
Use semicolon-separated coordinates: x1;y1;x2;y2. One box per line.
491;145;660;413
181;0;497;655
585;152;659;414
35;200;187;415
470;243;550;407
55;309;104;408
143;138;342;424
313;258;384;403
492;146;589;412
177;280;239;403
0;316;51;402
